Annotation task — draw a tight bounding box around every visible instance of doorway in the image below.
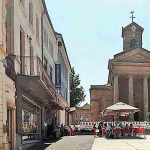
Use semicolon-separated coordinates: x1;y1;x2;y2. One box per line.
134;106;139;121
134;112;139;121
7;109;13;150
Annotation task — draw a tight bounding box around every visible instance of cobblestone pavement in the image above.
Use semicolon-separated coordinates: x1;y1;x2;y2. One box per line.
45;135;94;150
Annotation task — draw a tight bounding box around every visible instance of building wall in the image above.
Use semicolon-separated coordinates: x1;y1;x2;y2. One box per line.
69;104;91;125
6;0;43;74
0;0;2;47
0;0;16;150
148;79;150;112
59;110;66;125
56;34;71;105
5;0;71;148
56;34;71;125
0;63;6;150
6;1;44;149
5;75;16;150
123;25;142;51
133;77;144;120
42;13;57;84
90;86;113;122
118;76;129;104
70;108;91;125
58;47;68;101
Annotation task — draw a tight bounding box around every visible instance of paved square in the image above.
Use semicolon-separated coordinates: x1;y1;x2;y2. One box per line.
45;135;94;150
91;135;150;150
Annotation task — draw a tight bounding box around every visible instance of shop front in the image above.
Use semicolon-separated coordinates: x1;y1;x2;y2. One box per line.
16;75;57;150
21;99;41;144
42;100;63;140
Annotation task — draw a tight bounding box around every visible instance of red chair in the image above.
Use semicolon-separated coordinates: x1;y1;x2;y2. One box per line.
133;128;145;138
102;128;106;137
114;128;122;138
93;128;99;138
123;129;130;136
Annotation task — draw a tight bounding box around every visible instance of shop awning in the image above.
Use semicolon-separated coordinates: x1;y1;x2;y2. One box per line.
69;107;76;112
57;93;69;109
46;100;63;114
50;100;63;110
16;75;56;105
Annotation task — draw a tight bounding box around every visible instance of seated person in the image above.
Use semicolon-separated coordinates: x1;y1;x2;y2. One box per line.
106;123;112;138
124;124;129;135
125;124;129;130
129;123;133;136
114;123;121;129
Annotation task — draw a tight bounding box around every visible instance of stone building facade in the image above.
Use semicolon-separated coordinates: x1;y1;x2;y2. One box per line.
90;21;150;122
56;33;71;125
5;0;71;149
90;85;113;122
0;0;16;150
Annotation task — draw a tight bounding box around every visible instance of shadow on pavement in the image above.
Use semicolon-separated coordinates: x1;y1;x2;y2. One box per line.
27;138;62;150
27;142;51;150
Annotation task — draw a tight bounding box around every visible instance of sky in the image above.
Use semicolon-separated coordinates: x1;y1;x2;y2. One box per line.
45;0;150;105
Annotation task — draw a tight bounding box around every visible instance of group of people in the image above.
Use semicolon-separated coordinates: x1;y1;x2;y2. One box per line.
93;122;134;138
46;121;76;140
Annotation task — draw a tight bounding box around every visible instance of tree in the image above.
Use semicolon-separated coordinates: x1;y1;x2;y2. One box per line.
70;67;86;107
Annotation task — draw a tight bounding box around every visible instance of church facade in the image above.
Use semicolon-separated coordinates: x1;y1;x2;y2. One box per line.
90;21;150;122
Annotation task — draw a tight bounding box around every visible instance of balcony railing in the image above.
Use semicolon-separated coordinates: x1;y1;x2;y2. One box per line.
5;54;16;81
6;54;56;100
37;57;56;100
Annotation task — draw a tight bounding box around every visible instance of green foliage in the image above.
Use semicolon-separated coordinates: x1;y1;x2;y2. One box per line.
70;67;86;107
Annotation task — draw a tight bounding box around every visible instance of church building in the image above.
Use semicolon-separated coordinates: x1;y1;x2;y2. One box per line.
90;18;150;122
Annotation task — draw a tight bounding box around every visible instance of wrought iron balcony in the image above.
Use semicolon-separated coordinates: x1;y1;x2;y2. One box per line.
6;55;56;100
37;57;56;100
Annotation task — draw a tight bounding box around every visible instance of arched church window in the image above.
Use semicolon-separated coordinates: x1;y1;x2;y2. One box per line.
130;39;137;48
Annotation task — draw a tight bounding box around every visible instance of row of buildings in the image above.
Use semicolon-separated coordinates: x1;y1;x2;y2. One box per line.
0;0;71;149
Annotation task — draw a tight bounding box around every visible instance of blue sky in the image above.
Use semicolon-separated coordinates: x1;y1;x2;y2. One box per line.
45;0;150;105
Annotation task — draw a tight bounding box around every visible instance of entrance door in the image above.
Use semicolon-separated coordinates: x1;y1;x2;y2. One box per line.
7;109;13;150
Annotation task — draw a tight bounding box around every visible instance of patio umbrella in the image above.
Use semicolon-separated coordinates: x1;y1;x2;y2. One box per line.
104;102;140;123
105;102;139;113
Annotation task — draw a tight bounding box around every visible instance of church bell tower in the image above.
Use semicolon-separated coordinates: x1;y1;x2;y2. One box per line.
122;11;144;51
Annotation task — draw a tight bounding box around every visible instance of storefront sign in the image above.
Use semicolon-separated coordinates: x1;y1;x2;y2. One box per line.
55;64;61;88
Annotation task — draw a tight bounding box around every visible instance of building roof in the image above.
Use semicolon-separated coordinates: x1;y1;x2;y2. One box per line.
90;84;112;90
122;21;144;37
114;47;150;58
81;103;90;109
42;0;57;40
55;32;72;71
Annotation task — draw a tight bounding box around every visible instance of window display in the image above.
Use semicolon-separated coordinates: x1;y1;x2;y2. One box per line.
22;110;40;143
22;110;38;133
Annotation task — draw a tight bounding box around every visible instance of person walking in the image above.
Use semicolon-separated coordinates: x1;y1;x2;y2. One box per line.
98;122;102;137
60;123;64;137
